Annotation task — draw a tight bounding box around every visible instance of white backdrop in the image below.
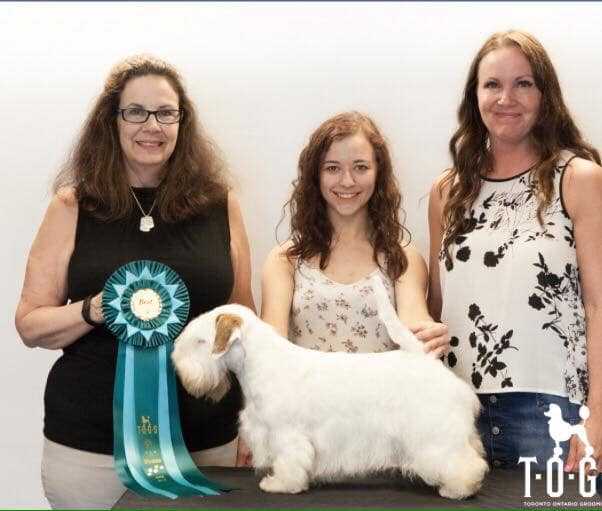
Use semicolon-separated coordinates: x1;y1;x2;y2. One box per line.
2;2;601;507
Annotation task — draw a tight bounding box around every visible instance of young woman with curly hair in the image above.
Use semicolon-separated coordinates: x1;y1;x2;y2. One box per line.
428;31;602;472
262;112;449;357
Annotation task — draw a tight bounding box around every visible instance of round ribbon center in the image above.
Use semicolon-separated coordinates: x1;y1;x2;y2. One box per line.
130;288;163;321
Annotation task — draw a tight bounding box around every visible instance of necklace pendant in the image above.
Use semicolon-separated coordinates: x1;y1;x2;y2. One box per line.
140;215;155;232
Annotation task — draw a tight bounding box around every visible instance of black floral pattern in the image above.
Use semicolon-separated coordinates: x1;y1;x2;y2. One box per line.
441;171;563;270
440;211;486;271
564;225;575;248
527;252;588;399
440;157;588;403
461;304;517;389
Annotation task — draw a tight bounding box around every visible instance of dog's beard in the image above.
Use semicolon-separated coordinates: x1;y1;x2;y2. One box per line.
173;356;231;401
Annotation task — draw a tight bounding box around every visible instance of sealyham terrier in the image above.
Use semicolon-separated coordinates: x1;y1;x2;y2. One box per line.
172;276;488;499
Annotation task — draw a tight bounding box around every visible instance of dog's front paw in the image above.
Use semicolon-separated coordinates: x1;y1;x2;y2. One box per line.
438;477;482;500
259;475;306;494
439;486;476;500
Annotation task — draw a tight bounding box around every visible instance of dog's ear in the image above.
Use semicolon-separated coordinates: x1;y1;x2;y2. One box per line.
213;313;243;355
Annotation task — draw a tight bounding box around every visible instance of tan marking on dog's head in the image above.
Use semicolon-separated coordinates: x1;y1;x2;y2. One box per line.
213;313;242;354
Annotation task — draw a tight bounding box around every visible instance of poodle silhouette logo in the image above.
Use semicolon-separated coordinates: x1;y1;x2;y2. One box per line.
519;404;597;498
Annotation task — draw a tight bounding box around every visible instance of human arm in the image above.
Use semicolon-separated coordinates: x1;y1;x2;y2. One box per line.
561;158;602;473
427;174;449;322
260;242;295;338
224;192;256;466
395;243;449;358
14;189;104;350
226;192;255;312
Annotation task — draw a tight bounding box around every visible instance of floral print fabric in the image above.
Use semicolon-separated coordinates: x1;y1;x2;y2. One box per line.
440;151;588;404
289;261;398;353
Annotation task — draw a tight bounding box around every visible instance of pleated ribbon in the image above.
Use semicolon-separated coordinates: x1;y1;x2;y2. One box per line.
103;260;227;498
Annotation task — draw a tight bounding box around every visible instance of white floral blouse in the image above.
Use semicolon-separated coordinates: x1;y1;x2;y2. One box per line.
289;260;398;353
439;151;588;404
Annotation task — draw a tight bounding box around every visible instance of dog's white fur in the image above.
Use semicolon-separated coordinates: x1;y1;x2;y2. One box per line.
172;276;488;499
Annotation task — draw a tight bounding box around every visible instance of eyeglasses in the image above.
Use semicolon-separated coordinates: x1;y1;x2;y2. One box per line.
117;107;183;124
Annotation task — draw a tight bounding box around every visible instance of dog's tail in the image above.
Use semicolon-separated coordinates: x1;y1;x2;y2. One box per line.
370;274;424;354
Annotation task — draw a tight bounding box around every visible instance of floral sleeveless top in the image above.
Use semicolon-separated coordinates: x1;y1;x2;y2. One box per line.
439;151;588;404
289;261;398;353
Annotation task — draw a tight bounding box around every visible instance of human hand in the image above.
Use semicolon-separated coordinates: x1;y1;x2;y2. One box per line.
565;411;600;474
408;321;450;358
236;437;253;467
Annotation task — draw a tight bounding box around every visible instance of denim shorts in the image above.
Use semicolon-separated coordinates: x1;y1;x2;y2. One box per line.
477;392;580;469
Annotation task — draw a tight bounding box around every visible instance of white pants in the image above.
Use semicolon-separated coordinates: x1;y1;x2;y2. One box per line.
41;438;238;509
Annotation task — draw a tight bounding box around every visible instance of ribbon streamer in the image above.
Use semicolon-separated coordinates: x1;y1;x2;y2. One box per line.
103;260;226;498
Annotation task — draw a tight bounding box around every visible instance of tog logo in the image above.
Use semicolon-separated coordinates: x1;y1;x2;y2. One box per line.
519;404;597;498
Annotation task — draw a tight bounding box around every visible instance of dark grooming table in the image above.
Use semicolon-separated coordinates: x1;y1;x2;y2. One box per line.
114;466;600;509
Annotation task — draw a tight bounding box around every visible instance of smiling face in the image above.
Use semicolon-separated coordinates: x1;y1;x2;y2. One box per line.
477;46;542;147
117;74;180;185
319;132;377;223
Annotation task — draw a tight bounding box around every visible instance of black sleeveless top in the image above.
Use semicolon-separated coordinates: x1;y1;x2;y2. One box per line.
43;188;242;454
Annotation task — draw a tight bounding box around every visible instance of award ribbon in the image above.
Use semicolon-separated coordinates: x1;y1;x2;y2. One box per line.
103;260;226;498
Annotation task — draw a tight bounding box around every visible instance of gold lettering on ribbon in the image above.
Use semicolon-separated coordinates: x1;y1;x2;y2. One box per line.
139;418;166;479
137;415;160;435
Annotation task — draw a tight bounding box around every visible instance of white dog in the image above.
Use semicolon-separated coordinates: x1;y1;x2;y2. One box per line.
172;277;488;499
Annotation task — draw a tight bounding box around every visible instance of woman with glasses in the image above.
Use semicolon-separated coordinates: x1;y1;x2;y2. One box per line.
428;31;602;472
15;55;254;509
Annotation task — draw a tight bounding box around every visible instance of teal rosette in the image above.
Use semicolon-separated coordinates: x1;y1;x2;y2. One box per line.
103;260;189;347
103;260;226;499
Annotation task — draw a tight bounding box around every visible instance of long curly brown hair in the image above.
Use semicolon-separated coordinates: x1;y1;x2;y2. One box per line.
440;30;599;253
54;54;229;221
285;112;409;281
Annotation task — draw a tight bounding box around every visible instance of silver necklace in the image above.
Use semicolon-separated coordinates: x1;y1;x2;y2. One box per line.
130;188;157;232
